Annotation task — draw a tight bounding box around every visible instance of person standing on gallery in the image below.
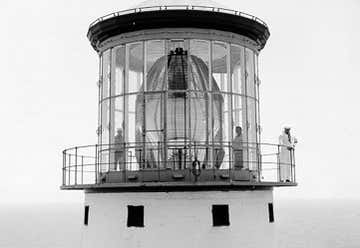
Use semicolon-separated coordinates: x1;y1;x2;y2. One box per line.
233;126;244;169
279;127;297;182
113;128;125;171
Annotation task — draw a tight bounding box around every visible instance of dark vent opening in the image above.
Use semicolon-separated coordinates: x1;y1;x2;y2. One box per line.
268;203;274;223
84;205;89;226
212;204;230;226
127;205;144;227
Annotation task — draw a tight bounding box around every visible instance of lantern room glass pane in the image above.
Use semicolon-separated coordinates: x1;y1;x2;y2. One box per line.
127;43;144;94
100;99;110;172
125;94;138;144
141;93;164;169
112;46;125;96
190;39;210;79
245;48;255;98
212;42;229;92
102;50;111;100
101;99;110;145
255;54;261;143
125;94;141;170
109;96;125;171
247;97;257;170
232;94;246;170
232;94;246;137
230;45;244;95
98;56;103;145
146;41;165;72
146;40;166;92
113;96;124;139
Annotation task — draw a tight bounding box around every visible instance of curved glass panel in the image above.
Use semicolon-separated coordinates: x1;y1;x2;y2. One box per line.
212;42;229;92
230;45;244;95
102;50;111;100
112;46;125;96
127;43;143;94
245;48;255;98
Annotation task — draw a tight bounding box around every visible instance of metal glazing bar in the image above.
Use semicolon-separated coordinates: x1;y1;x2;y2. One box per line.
81;155;84;185
68;154;71;185
63;151;66;186
75;147;78;185
95;144;98;184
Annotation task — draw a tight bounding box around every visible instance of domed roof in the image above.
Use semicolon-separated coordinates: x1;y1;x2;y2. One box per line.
88;0;270;52
133;0;227;9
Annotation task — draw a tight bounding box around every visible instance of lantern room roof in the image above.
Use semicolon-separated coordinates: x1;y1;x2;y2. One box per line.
87;0;270;52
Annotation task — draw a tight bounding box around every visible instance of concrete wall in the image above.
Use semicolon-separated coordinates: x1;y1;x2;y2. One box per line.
82;190;274;248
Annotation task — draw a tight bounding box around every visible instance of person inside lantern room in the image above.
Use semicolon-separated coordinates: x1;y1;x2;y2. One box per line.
279;127;297;182
113;128;125;171
232;126;244;169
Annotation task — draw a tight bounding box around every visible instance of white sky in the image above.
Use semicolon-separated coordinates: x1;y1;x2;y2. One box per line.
0;0;359;204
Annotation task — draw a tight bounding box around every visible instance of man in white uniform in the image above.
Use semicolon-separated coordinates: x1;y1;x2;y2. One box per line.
279;127;297;182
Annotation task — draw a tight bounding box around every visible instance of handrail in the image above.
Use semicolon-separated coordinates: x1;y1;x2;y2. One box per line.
61;141;296;188
88;5;268;29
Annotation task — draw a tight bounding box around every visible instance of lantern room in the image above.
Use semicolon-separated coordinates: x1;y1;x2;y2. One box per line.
61;0;296;189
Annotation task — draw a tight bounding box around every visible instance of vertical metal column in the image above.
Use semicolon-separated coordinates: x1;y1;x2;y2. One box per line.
75;147;78;185
226;43;232;173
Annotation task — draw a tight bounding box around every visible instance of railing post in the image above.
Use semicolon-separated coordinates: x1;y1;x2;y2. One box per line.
75;147;78;185
157;141;161;182
228;141;231;182
123;142;126;182
68;154;71;185
81;155;84;185
62;151;66;186
277;145;280;182
257;143;261;182
95;144;98;184
292;148;296;183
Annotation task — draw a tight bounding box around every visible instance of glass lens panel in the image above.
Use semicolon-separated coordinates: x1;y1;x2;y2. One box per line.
212;42;229;92
102;50;111;99
212;93;226;169
112;46;125;96
145;41;166;92
245;48;255;97
190;40;210;70
100;99;110;172
146;40;165;74
109;96;125;171
125;94;141;170
128;43;144;93
232;95;245;170
143;93;164;169
247;97;257;170
230;45;244;95
101;99;109;144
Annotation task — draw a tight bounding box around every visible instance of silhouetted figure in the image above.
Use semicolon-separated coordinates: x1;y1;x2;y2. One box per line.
113;128;125;171
233;126;243;169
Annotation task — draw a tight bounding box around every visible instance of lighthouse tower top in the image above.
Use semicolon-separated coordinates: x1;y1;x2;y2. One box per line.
61;0;297;192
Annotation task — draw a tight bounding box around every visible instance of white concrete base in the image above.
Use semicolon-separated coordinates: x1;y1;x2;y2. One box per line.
82;190;274;248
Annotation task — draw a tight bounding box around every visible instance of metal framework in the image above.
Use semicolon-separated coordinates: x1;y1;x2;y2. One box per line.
61;141;296;188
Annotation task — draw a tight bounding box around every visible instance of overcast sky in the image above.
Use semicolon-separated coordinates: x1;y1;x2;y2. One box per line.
0;0;359;204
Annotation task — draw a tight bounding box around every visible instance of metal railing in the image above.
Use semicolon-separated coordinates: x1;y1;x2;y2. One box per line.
62;141;295;187
88;5;268;29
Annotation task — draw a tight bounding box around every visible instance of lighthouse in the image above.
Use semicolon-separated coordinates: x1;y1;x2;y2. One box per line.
61;1;297;247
